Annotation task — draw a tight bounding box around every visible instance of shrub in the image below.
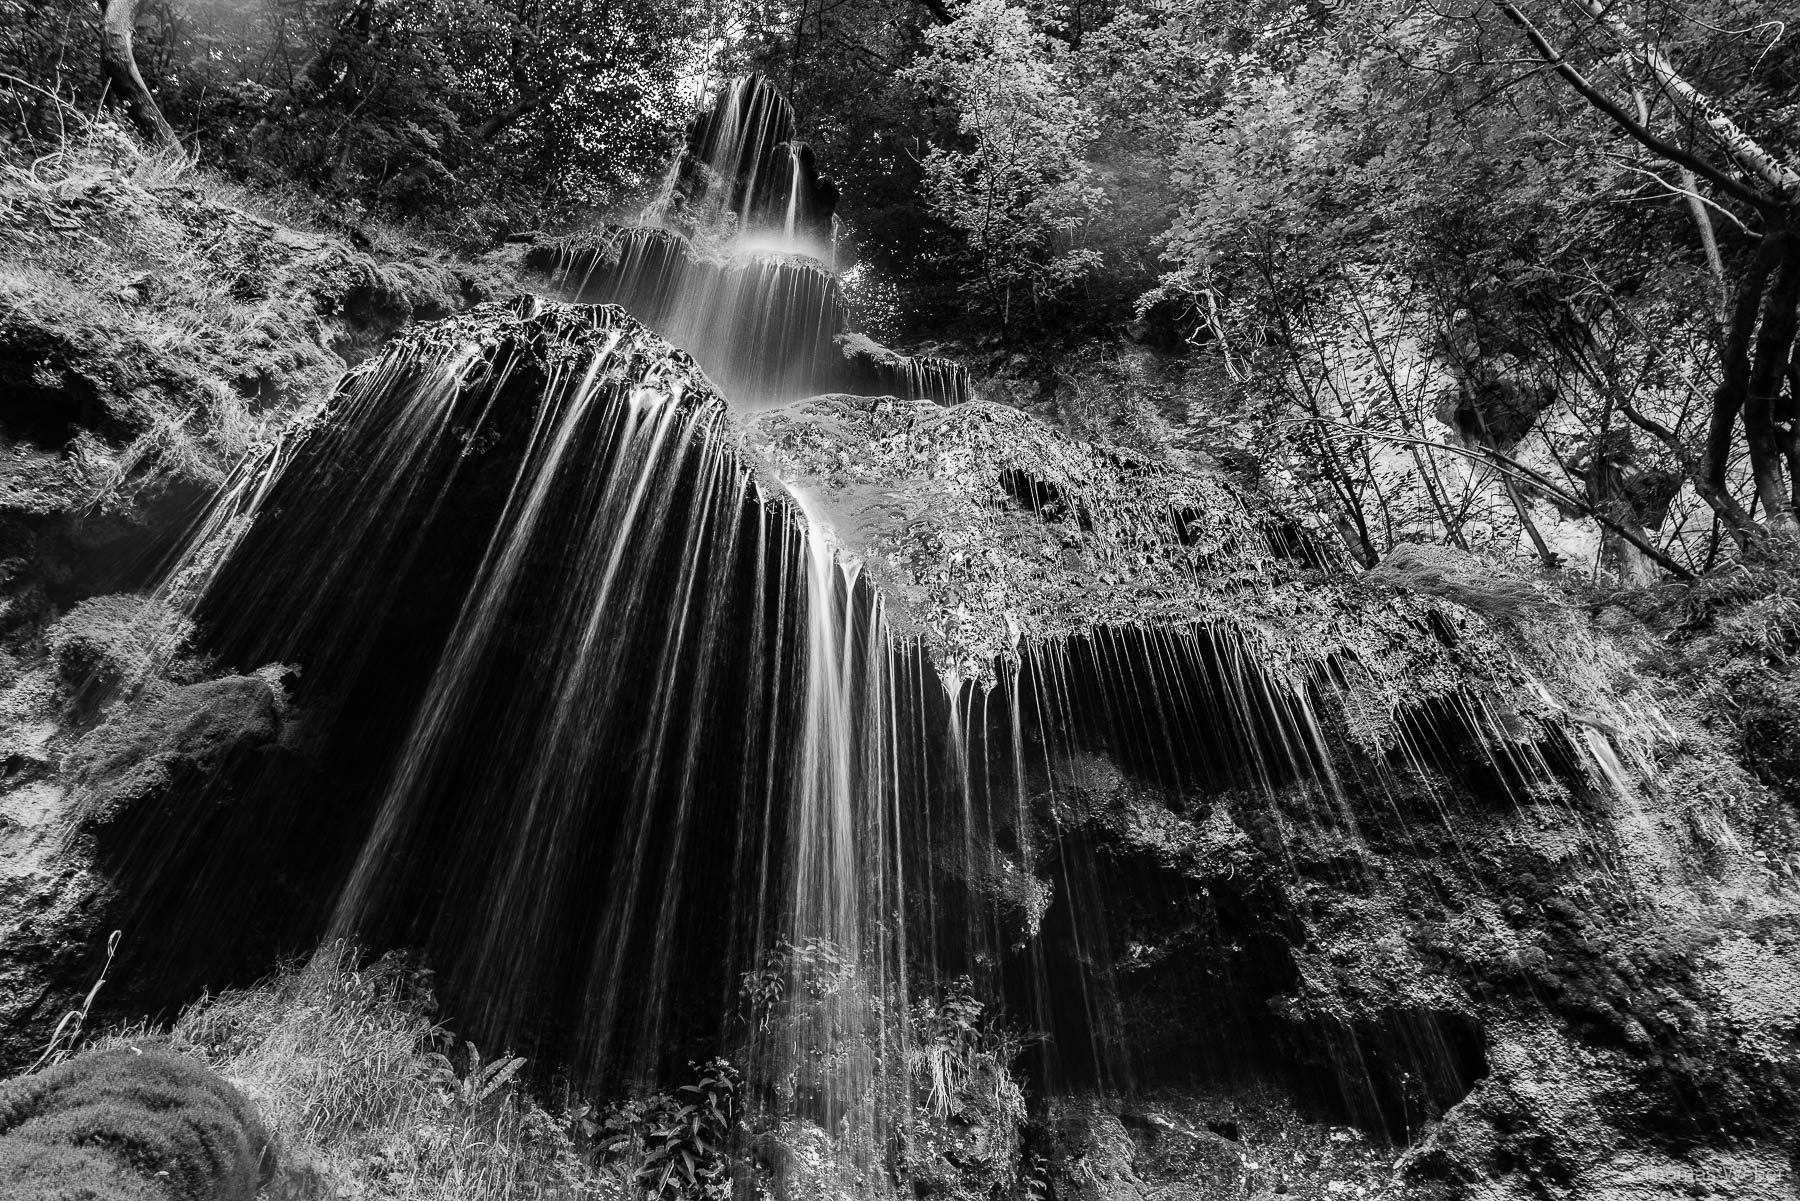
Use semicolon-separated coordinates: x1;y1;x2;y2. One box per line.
594;1058;741;1201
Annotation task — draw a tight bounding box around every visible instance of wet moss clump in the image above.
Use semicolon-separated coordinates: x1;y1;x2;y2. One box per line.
0;1046;274;1200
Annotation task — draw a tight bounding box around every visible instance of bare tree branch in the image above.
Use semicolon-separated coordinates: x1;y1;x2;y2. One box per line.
1490;0;1779;216
1297;416;1697;578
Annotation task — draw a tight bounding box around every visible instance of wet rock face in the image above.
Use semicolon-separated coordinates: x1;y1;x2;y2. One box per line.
833;333;970;406
736;385;1800;1191
997;688;1800;1192
88;301;816;1086
0;268;1795;1201
0;617;287;1069
66;674;281;836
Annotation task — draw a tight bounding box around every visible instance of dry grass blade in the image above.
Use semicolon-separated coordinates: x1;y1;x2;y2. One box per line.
28;929;122;1073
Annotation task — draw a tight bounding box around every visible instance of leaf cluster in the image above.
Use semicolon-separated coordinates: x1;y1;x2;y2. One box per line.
592;1057;742;1201
1;0;706;240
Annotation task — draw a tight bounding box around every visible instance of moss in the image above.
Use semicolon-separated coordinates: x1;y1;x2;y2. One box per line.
44;594;194;709
65;674;279;830
0;1046;274;1200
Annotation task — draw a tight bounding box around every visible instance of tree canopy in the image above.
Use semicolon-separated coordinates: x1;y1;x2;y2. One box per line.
2;0;707;237
6;0;1800;581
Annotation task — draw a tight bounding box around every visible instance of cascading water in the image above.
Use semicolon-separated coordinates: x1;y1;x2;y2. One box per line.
531;74;968;408
80;71;1712;1201
784;143;804;244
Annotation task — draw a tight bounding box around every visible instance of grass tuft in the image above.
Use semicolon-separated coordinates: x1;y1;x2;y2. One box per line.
97;944;617;1200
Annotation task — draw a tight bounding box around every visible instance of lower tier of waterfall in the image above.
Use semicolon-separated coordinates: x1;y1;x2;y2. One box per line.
4;286;1790;1200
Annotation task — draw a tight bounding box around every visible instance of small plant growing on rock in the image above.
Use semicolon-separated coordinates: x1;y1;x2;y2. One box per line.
908;975;1023;1123
899;977;1030;1200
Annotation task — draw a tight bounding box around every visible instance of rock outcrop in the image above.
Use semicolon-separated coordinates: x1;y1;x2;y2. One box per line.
737;391;1800;1196
0;160;496;1070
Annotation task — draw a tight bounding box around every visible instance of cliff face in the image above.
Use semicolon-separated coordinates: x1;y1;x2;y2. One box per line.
0;155;1796;1201
0;154;505;1066
741;393;1800;1196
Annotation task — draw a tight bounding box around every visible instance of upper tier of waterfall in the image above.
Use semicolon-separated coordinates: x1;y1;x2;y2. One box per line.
519;74;969;411
657;74;839;249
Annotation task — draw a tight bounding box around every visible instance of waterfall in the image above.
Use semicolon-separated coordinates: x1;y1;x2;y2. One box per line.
93;71;1688;1199
785;142;804;242
530;74;970;410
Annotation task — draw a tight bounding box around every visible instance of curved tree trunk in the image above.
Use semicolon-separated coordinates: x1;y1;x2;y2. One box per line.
1742;244;1800;536
97;0;179;148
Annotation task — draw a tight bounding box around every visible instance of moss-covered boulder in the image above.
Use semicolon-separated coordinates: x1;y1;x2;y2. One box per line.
0;1045;274;1200
44;595;194;711
66;674;281;833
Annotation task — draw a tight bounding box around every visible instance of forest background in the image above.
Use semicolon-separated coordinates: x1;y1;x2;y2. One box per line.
4;0;1799;584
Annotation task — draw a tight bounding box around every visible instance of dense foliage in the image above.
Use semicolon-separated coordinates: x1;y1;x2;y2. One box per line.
5;0;1799;574
730;0;1800;580
902;0;1105;329
1;0;705;238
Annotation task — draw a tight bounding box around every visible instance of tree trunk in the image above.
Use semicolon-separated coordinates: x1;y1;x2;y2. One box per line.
1500;469;1558;570
1742;245;1800;535
96;0;178;148
1582;452;1661;585
1572;0;1800;201
1704;236;1786;493
1632;89;1728;323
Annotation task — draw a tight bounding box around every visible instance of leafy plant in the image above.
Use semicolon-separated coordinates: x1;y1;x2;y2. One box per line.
595;1057;742;1201
737;935;859;1032
452;1042;528;1111
906;975;1029;1128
